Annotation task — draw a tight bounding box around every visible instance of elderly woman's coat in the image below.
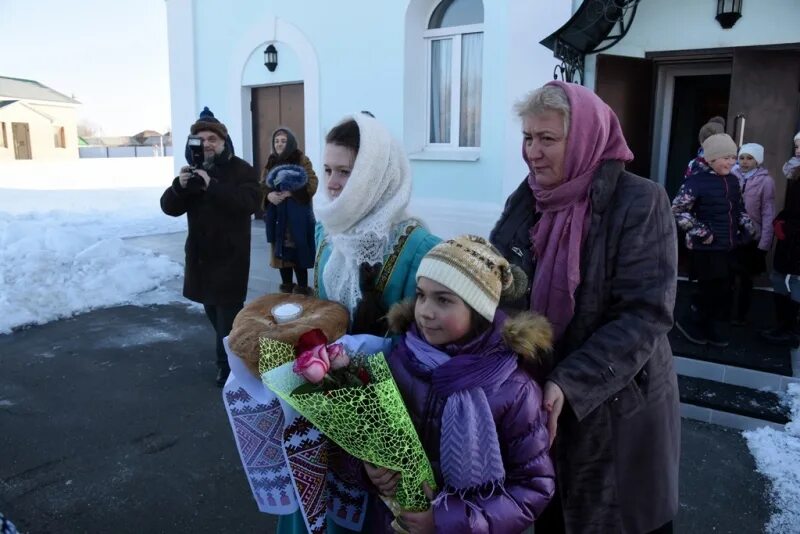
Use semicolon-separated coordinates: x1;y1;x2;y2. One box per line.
491;160;680;534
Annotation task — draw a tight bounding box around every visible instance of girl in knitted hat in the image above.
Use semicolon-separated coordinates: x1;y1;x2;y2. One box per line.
730;143;775;325
672;133;755;346
364;235;555;533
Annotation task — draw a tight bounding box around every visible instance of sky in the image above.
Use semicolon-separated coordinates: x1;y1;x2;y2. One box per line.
0;0;171;136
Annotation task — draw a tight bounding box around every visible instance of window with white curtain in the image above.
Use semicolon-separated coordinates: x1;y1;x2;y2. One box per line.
425;0;483;149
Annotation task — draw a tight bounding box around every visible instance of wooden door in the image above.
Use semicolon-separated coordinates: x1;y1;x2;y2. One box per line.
595;54;655;178
12;122;31;160
727;49;800;210
252;83;305;176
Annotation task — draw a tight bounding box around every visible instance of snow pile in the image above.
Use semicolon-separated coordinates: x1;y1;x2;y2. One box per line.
744;383;800;533
0;187;187;334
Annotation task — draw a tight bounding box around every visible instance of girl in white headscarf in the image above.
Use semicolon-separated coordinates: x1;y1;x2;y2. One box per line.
314;113;440;334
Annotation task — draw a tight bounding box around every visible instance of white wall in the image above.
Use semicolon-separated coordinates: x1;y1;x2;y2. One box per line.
166;0;572;237
584;0;800;88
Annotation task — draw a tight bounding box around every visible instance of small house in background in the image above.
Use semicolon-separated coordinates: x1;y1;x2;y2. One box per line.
79;130;172;158
0;76;81;161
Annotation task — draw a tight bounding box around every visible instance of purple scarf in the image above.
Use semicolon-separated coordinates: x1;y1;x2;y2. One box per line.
403;313;517;494
527;81;633;340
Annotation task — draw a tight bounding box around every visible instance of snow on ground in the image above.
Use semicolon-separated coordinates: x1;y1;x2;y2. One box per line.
744;383;800;533
0;158;189;334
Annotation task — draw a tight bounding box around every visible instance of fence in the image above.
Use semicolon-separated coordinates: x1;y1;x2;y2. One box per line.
79;145;174;158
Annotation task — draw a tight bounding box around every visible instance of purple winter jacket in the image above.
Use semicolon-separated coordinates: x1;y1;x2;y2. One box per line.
368;301;556;533
732;165;776;251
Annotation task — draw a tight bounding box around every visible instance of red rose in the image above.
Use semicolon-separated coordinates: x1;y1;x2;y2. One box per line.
327;343;350;370
295;329;328;354
293;345;330;384
356;367;370;386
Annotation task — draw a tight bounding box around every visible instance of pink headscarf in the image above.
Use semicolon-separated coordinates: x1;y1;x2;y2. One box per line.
527;81;633;341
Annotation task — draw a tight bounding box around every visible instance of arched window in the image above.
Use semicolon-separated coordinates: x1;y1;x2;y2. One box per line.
425;0;483;148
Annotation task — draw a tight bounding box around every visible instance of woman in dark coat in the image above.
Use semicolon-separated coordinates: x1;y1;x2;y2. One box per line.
261;127;318;295
490;81;680;534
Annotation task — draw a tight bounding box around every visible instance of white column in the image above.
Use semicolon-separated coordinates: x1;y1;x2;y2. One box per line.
164;0;197;175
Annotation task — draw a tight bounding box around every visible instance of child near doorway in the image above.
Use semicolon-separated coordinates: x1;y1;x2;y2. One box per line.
762;131;800;346
731;143;775;325
672;133;754;347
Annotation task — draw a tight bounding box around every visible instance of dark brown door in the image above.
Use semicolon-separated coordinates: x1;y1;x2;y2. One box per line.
727;49;800;210
252;83;305;176
595;54;654;178
12;122;31;159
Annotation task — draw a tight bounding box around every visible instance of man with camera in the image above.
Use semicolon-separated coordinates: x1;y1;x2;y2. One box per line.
161;107;260;387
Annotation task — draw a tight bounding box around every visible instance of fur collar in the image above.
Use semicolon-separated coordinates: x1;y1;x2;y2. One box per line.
266;164;308;191
387;298;552;368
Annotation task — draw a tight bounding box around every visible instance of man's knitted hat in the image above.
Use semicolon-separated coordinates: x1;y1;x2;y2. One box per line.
698;116;726;145
190;106;228;139
416;235;526;321
739;143;764;165
702;133;738;163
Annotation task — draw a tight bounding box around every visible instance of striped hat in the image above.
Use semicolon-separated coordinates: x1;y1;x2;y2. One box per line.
416;235;518;321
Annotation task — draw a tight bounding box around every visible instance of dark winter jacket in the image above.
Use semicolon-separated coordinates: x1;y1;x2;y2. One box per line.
260;150;318;208
671;169;754;251
264;164;316;269
774;176;800;275
160;155;260;305
372;301;555;533
490;161;680;534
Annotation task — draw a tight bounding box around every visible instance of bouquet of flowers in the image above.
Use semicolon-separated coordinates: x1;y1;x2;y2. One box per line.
260;329;436;513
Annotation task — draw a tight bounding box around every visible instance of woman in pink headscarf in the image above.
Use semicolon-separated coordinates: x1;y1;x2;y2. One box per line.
490;81;679;534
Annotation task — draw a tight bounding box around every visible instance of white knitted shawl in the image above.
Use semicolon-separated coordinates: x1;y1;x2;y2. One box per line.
315;113;412;316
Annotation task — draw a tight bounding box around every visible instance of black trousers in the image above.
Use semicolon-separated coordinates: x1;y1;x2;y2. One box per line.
279;267;309;287
535;495;673;534
202;303;243;371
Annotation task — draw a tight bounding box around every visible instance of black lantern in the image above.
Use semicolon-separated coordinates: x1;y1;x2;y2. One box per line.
716;0;742;29
263;44;278;72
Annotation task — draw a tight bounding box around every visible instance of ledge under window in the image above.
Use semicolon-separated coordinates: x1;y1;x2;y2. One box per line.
408;149;480;162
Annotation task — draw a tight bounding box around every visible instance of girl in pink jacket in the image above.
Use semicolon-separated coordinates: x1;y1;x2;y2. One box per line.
731;143;776;324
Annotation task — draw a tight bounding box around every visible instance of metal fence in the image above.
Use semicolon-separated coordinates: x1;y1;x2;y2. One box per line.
79;145;174;158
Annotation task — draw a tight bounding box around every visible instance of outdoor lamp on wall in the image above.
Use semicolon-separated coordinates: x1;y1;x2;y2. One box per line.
264;44;278;72
716;0;743;29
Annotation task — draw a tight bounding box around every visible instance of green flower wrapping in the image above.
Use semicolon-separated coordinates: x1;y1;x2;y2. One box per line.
262;352;436;512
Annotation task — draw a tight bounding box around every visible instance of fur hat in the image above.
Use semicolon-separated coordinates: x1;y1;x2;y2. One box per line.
702;133;738;163
698;116;726;145
416;235;527;322
190;106;228;140
739;143;764;165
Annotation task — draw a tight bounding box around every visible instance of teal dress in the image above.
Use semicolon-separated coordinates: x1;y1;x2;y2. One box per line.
278;219;439;534
314;219;441;314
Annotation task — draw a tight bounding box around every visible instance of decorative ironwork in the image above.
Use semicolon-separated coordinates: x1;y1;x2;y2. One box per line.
553;40;585;84
541;0;641;83
716;0;743;29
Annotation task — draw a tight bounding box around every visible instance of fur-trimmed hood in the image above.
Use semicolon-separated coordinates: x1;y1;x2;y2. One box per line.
266;163;308;191
387;298;553;369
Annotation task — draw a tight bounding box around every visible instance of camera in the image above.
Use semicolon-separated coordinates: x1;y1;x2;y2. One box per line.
186;135;206;193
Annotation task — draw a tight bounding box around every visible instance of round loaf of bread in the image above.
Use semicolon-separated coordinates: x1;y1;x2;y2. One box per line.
228;293;349;376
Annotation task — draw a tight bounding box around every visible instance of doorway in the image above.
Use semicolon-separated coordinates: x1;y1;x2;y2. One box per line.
664;74;730;198
12;122;31;160
251;82;305;177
